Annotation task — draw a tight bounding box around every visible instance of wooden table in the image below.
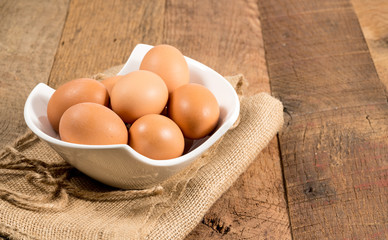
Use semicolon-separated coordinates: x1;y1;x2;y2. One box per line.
1;0;387;239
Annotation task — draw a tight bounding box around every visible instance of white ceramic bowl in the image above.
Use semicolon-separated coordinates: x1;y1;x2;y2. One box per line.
24;44;240;189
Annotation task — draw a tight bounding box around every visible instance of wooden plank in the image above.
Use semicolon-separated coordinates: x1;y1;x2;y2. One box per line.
164;1;291;239
48;0;165;88
352;0;388;89
0;0;69;148
258;0;388;239
162;0;270;95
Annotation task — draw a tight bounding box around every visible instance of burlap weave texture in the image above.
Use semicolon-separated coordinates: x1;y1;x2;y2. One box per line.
0;71;284;240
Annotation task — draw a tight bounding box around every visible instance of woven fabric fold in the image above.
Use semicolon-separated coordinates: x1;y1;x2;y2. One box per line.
0;72;283;240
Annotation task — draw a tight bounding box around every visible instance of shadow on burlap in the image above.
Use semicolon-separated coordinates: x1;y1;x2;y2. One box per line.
0;67;284;240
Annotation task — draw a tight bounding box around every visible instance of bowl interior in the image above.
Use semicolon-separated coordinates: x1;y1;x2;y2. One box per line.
24;44;240;165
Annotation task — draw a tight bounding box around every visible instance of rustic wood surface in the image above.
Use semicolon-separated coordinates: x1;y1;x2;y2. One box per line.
0;0;69;147
352;0;388;90
258;0;388;240
1;0;387;239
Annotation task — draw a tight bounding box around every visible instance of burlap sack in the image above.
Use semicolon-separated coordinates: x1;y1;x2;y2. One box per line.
0;68;283;240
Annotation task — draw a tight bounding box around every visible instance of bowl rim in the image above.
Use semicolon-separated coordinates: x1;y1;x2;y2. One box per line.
24;44;240;167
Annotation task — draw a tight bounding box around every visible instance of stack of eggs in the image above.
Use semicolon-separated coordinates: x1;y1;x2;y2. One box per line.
47;45;220;160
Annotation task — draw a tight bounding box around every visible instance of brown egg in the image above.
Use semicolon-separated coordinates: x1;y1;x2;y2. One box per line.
59;102;128;145
169;83;220;139
110;70;168;123
47;78;109;132
100;75;124;97
139;44;189;94
129;114;184;160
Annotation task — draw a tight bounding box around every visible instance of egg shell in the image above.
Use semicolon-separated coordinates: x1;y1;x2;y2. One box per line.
139;44;189;94
168;83;220;139
110;70;168;123
129;114;184;160
59;102;128;145
47;78;109;132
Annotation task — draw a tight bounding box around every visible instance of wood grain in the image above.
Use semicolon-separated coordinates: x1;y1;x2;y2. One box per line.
258;0;388;239
0;0;69;148
352;0;388;90
48;0;165;88
162;0;269;95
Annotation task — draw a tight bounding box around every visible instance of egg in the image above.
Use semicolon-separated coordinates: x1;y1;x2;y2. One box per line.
59;102;128;145
168;83;220;139
110;70;168;123
129;114;184;160
101;75;123;96
47;78;109;132
139;44;189;93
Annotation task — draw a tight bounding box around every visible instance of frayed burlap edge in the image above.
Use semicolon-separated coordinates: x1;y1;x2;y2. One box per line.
0;131;164;212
